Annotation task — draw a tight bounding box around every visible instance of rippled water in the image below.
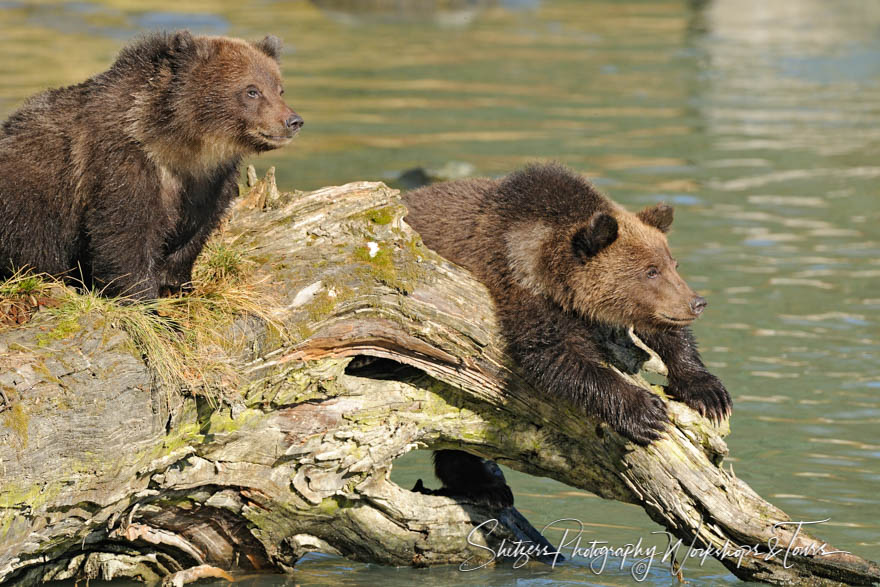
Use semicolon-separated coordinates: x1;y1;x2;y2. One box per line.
1;0;878;585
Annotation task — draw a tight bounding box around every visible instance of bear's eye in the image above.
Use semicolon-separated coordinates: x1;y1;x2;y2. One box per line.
246;87;261;99
646;267;660;279
280;88;285;96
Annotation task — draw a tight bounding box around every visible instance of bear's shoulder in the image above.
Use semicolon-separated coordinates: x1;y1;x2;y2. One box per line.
491;162;611;222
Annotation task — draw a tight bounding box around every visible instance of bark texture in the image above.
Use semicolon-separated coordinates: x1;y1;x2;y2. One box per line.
0;173;878;585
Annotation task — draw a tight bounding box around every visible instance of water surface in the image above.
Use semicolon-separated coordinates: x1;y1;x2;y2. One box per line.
1;0;877;585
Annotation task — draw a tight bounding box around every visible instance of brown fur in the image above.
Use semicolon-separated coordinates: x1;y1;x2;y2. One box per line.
405;164;702;332
404;163;731;452
0;31;302;299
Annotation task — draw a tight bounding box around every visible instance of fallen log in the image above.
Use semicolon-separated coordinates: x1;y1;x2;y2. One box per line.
0;172;877;585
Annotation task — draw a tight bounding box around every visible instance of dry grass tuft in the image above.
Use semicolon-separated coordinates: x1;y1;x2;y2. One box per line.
1;235;285;403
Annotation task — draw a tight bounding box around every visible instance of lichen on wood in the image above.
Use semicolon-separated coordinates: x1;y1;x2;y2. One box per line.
0;173;878;586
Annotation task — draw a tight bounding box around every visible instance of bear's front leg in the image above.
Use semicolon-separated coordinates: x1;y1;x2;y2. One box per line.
635;327;732;422
89;242;163;301
84;205;168;301
158;168;240;295
159;221;219;295
501;298;669;446
157;249;197;296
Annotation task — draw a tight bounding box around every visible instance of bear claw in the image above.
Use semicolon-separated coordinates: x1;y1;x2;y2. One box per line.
667;372;732;423
611;387;669;446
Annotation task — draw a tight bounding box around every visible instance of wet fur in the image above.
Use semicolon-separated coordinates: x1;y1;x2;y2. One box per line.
0;31;300;299
404;163;730;502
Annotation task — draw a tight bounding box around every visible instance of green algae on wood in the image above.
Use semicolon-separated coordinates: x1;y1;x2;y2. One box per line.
1;401;29;450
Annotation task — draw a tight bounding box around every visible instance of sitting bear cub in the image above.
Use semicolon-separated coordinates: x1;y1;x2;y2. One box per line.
403;162;731;506
0;31;302;299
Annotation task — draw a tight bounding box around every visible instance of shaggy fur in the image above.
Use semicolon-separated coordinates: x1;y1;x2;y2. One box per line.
404;163;731;503
0;31;302;299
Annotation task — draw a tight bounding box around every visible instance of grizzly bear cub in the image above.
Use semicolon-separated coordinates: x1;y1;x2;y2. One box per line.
403;162;731;506
0;31;302;300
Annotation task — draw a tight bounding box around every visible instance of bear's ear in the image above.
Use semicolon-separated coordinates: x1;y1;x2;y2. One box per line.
572;213;618;261
637;203;674;233
167;30;213;61
253;35;282;62
169;30;196;54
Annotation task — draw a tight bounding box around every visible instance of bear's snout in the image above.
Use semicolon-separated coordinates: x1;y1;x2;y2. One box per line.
285;113;304;131
690;296;707;316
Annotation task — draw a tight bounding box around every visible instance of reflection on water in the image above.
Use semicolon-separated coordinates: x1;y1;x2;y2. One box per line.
309;0;537;27
1;0;877;584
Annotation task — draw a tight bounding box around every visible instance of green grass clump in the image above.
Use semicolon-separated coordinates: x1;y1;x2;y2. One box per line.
193;239;249;284
0;269;51;298
1;237;284;403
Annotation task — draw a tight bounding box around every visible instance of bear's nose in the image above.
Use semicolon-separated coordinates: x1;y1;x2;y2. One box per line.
285;114;304;130
691;296;707;315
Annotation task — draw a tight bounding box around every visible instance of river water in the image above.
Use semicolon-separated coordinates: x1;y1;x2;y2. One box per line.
1;1;877;585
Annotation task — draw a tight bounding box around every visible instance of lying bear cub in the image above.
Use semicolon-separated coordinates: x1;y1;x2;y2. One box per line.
403;162;731;507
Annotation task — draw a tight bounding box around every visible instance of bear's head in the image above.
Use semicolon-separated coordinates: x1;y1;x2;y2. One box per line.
507;199;706;331
158;31;303;165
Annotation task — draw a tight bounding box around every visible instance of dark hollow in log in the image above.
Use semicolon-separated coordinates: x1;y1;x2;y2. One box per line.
1;173;878;585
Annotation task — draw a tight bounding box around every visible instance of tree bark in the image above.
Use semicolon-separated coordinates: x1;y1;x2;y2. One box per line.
1;173;878;585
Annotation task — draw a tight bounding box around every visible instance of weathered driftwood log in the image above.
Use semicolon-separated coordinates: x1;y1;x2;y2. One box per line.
1;175;878;586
